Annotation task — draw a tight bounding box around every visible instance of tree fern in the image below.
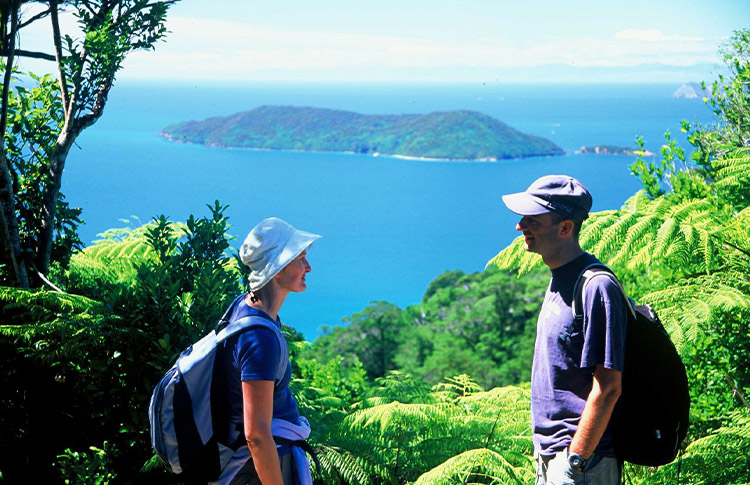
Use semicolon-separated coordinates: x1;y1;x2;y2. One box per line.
637;411;750;484
578;210;620;250
712;148;750;191
0;286;107;324
315;444;375;484
641;273;750;351
413;448;533;484
609;214;659;266
316;375;533;484
485;236;541;275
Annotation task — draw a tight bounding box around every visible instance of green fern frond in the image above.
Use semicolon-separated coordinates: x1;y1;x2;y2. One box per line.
314;444;375;485
590;212;638;259
0;287;106;322
642;275;750;350
645;195;675;219
624;243;655;270
620;191;651;214
642;411;750;484
432;374;484;401
578;210;619;249
699;228;712;274
413;448;534;485
610;214;659;266
486;236;541;275
712;150;750;188
83;239;152;261
667;199;714;222
679;223;698;249
651;218;681;261
346;401;455;434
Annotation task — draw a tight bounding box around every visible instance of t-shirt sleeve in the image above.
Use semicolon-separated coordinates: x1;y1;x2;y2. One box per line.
581;274;627;371
235;326;281;382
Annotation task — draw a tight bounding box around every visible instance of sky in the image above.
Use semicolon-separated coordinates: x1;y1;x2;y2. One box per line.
13;0;750;83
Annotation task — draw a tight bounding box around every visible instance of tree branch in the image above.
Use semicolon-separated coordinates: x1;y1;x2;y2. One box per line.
49;0;70;111
18;7;51;30
722;239;750;258
29;261;63;293
724;372;750;412
120;0;179;26
0;48;56;61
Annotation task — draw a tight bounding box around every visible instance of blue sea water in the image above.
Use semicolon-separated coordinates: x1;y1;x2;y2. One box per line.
62;82;717;339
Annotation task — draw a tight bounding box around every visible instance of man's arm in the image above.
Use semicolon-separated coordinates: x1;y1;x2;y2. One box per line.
243;380;284;485
569;364;622;460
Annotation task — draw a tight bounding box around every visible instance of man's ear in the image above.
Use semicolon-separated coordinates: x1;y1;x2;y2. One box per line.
558;219;575;237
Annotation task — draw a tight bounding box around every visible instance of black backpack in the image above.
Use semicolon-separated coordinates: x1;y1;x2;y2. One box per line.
573;264;690;466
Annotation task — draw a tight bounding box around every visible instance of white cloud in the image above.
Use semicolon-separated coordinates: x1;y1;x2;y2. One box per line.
614;29;704;43
10;10;724;82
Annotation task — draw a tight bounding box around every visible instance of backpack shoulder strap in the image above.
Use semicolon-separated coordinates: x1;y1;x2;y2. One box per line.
572;263;636;320
217;315;282;343
213;294;284;342
214;298;289;385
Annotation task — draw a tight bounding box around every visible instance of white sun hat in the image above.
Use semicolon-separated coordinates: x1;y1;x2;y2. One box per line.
239;217;322;291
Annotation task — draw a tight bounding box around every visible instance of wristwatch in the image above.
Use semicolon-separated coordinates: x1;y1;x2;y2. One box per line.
568;451;588;472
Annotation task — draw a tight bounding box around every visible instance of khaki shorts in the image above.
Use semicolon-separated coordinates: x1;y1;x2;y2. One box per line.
536;449;620;485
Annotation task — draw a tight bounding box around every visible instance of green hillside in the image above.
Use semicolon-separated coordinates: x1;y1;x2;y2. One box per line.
160;105;564;160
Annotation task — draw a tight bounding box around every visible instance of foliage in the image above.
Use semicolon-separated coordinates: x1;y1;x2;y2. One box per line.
309;268;545;390
55;442;117;485
0;0;178;287
2;68;83;275
0;287;122;483
313;374;534;485
161;105;564;160
0;202;243;483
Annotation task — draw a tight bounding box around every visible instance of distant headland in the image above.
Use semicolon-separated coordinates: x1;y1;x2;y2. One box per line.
672;82;708;99
575;145;655;156
160;106;564;161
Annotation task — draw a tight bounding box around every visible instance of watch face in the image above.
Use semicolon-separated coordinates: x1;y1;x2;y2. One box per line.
569;453;586;469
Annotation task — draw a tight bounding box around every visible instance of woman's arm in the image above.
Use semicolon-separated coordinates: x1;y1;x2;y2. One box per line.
243;380;283;485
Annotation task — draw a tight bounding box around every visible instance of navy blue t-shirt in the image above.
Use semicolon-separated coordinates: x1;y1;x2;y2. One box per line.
221;298;300;442
531;253;627;458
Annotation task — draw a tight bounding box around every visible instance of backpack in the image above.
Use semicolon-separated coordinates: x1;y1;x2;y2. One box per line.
573;264;690;467
148;295;288;483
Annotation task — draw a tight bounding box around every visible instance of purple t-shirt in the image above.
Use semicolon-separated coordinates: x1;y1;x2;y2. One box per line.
222;299;300;433
531;253;627;458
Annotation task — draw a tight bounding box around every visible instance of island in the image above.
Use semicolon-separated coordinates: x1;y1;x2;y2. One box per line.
575;145;655;156
160;105;564;161
672;82;707;99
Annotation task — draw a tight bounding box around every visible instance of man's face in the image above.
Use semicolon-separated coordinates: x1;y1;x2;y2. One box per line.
515;213;563;256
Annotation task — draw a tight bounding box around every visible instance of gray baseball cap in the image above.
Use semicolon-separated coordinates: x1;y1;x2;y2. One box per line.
501;175;592;219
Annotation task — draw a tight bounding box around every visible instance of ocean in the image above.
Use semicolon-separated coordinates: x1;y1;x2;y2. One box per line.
62;82;717;339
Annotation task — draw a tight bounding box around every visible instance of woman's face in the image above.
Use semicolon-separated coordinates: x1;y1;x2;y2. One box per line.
276;250;311;293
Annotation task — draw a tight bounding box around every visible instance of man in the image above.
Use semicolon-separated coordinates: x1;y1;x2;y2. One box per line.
502;175;627;485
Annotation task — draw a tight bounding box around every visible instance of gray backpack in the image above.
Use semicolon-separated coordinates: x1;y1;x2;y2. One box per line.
148;295;287;482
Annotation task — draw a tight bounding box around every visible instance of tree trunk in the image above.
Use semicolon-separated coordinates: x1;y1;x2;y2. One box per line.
0;0;29;287
36;126;74;277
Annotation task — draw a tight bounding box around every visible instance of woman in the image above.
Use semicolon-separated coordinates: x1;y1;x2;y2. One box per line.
214;217;321;485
